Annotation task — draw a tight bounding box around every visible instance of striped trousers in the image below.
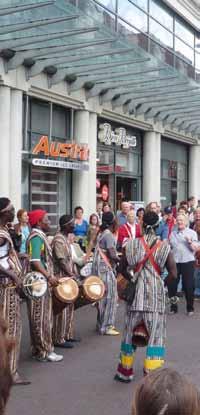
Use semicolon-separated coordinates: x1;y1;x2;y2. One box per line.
53;304;74;344
0;286;22;375
116;308;166;381
97;268;118;334
27;290;53;359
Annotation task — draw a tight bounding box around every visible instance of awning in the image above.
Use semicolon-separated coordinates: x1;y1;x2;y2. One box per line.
1;0;200;137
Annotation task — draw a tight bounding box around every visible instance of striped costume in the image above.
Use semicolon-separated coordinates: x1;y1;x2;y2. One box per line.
27;229;54;359
92;229;118;334
0;228;22;375
52;232;75;344
116;233;170;381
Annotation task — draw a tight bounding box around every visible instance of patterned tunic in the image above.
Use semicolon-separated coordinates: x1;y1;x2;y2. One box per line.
0;228;22;374
27;228;54;359
52;232;75;343
92;229;118;333
126;234;170;313
116;232;170;381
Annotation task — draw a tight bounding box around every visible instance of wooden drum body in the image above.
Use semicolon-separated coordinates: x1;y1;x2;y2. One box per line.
75;276;105;309
117;273;129;301
53;278;79;315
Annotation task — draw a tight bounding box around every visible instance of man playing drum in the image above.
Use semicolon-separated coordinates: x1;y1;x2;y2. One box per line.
0;198;30;385
27;210;63;363
52;215;79;348
115;211;177;383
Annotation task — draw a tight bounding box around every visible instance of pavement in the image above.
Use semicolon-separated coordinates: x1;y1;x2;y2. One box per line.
7;299;200;415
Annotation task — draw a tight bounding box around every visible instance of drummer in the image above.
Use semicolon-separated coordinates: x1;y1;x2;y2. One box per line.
115;211;177;383
27;210;63;363
52;214;80;349
0;198;30;385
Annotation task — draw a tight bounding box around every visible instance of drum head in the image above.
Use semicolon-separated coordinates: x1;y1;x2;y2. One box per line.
23;272;47;299
83;276;105;301
54;278;79;303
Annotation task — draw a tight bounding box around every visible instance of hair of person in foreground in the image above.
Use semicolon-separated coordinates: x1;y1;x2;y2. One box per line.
0;316;13;415
132;368;200;415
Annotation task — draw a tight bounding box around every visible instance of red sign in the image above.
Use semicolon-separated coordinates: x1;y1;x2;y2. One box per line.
32;135;89;161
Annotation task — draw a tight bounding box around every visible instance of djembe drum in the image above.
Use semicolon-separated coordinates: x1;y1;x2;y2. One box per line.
75;275;105;309
53;278;79;315
132;321;149;347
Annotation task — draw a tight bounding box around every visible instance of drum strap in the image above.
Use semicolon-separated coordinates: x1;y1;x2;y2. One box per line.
134;237;162;276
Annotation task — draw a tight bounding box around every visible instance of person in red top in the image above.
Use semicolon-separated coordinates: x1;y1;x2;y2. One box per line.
163;206;176;239
117;210;141;251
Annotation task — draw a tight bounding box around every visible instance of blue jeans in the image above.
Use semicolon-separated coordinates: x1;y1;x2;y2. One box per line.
194;268;200;296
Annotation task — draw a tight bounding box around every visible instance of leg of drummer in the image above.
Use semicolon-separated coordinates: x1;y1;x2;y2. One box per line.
115;309;141;383
27;291;58;361
53;305;75;348
64;304;74;340
97;270;119;335
0;287;22;377
143;312;166;375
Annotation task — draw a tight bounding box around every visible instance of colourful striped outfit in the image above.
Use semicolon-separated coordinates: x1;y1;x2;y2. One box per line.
116;233;170;381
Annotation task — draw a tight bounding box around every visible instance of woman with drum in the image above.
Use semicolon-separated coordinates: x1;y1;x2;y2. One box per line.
0;198;30;385
92;211;120;336
52;215;80;349
27;210;63;363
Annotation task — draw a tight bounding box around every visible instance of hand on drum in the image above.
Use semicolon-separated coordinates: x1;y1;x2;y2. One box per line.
9;272;23;293
48;276;59;287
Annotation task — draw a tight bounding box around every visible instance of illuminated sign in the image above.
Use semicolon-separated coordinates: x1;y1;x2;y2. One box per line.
98;123;137;149
32;135;89;161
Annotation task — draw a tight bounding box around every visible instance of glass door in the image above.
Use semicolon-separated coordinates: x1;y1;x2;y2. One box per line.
116;176;138;211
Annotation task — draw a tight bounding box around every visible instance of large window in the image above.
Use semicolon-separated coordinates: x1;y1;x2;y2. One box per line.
88;0;199;79
22;97;72;227
161;139;188;206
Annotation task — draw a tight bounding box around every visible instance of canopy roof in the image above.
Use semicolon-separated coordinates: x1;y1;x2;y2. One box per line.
1;0;200;137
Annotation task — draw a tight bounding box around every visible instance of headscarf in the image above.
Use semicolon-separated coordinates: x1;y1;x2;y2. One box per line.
28;209;47;227
101;211;115;231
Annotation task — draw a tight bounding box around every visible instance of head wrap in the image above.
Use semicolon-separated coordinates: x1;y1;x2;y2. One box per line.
59;214;74;229
0;198;12;213
28;210;47;227
102;211;114;227
143;211;159;231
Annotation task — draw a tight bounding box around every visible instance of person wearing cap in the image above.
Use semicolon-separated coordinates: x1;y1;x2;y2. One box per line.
115;211;177;383
27;209;63;363
163;206;176;239
52;214;80;349
92;211;120;335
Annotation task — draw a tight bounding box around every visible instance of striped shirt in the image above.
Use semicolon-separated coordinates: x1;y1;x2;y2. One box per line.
126;234;170;313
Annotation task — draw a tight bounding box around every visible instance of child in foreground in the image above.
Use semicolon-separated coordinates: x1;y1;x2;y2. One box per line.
132;368;200;415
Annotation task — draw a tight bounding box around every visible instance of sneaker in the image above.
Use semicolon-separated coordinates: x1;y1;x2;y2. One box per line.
47;352;63;362
114;374;132;383
104;327;120;336
187;311;194;316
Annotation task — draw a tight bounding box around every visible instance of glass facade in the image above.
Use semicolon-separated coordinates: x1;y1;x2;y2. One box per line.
22;97;72;229
97;119;142;210
161;138;188;206
79;0;200;80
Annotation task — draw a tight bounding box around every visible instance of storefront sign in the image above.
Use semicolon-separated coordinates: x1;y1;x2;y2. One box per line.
32;158;89;171
32;135;89;161
98;123;137;149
